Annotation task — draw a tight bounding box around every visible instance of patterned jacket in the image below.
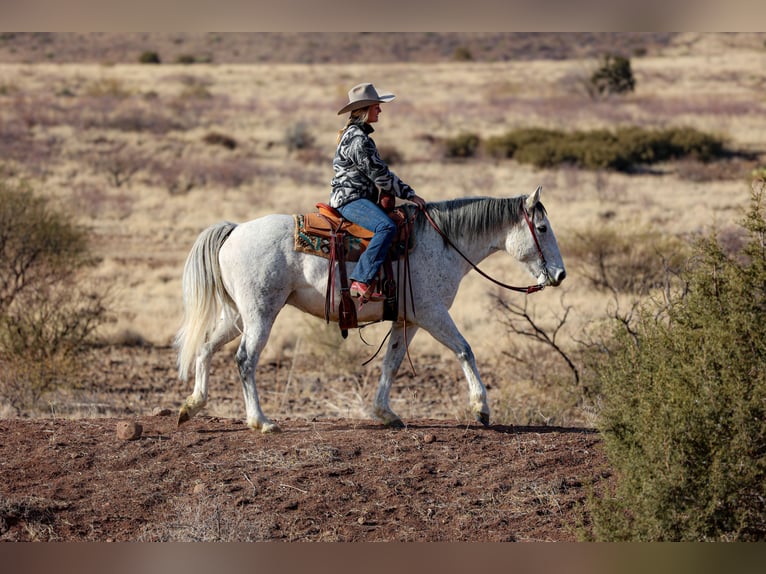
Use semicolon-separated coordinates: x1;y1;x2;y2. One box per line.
329;121;415;209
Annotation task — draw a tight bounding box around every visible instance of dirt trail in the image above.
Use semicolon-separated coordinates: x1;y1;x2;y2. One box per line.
0;413;609;542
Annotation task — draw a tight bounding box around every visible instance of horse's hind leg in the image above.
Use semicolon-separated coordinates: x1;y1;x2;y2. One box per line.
179;312;241;425
373;322;419;428
237;310;282;433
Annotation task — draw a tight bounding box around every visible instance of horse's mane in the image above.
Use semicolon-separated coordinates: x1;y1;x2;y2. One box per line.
413;196;545;241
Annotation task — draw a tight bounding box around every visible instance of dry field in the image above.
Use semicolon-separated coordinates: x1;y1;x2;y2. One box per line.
0;33;764;541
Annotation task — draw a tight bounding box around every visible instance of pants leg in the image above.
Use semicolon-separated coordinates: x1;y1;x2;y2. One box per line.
337;199;396;285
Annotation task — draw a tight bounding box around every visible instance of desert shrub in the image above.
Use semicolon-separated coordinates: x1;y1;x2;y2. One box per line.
666;127;725;162
566;223;688;294
285;122;315;153
205;157;260;188
82;100;187;134
589;185;766;541
176;54;197;64
92;142;148;187
0;82;19;96
452;45;473;61
589;53;635;97
376;144;403;165
138;51;161;64
443;132;481;159
485;127;727;172
0;176;109;413
202;131;238;150
150;158;202;195
149;155;260;194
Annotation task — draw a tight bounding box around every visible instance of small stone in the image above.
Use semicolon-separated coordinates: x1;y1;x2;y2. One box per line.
116;420;142;441
193;483;206;494
423;433;436;444
152;407;173;417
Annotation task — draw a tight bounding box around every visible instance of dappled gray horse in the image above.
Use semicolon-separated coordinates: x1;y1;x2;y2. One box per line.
175;187;565;432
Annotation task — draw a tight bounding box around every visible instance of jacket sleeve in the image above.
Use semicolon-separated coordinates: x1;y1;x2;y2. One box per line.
350;134;415;200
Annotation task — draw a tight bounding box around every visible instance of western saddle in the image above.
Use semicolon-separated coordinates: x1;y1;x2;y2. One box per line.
300;200;414;338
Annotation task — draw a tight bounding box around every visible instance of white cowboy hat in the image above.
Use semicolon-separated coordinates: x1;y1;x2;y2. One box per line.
337;82;395;115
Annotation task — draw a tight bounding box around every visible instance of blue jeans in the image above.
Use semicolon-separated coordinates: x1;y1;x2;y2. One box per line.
337;198;396;285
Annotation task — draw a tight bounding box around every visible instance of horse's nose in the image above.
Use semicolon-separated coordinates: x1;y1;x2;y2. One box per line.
551;268;566;285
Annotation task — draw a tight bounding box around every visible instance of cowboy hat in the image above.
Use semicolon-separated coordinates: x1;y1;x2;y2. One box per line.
337;82;395;115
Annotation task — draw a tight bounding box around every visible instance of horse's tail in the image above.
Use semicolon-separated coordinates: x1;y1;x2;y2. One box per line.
175;221;237;381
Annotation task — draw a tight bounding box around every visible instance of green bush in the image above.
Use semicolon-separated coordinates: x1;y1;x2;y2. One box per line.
484;128;557;160
452;46;473;61
138;50;161;64
0;176;109;413
284;122;315;152
590;53;636;97
589;185;766;541
485;127;727;172
443;132;481;159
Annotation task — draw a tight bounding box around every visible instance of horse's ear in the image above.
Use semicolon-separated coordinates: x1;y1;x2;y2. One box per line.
526;186;542;211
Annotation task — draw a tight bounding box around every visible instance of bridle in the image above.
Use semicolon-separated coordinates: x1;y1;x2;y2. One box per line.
420;202;549;294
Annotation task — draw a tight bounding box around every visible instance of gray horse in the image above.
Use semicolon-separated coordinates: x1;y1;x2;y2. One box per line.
175;186;566;432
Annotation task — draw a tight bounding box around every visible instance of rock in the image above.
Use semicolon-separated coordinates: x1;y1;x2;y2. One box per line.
423;433;436;444
116;421;142;441
151;407;172;417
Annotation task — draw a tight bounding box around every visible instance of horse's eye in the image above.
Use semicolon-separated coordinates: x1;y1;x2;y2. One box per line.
537;225;547;233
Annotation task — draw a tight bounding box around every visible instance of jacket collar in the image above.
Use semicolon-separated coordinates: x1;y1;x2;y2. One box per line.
348;117;374;135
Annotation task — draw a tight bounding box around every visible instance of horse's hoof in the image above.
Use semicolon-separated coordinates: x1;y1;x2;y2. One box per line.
177;410;190;426
475;412;490;427
249;420;281;433
384;418;405;429
261;422;282;434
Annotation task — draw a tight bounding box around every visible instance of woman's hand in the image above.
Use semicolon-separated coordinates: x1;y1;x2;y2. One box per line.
410;194;427;210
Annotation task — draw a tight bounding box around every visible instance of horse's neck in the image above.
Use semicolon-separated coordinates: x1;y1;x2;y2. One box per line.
426;223;504;270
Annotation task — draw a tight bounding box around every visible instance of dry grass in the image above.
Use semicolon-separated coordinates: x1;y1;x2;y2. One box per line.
1;34;764;426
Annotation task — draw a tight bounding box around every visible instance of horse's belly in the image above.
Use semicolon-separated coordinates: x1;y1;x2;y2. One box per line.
287;288;386;324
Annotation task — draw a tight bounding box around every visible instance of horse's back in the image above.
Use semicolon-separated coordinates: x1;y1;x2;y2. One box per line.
217;213;293;279
218;213;327;304
222;213;294;255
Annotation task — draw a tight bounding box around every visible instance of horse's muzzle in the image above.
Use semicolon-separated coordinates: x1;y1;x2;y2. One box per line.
548;268;566;286
540;267;566;287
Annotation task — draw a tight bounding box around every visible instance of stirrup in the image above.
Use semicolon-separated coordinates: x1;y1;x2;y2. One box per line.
349;281;385;302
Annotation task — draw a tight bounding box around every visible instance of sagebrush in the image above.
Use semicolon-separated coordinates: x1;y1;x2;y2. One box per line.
589;183;766;541
0;176;110;413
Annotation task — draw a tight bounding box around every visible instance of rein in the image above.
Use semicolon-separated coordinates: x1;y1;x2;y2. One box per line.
419;203;548;294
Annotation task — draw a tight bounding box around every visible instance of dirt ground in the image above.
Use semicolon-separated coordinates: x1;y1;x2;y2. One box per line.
0;346;611;542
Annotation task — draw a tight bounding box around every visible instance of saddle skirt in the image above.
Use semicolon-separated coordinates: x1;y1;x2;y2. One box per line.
294;203;413;262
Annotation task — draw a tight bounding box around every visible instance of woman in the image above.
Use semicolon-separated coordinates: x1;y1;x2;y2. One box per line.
330;82;427;302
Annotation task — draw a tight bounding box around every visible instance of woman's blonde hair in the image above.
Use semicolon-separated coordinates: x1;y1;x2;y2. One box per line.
336;107;371;143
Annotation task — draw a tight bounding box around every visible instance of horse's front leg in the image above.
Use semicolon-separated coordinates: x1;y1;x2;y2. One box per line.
422;309;490;426
373;322;419;428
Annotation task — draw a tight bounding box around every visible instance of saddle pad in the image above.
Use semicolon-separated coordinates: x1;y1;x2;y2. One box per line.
294;214;368;262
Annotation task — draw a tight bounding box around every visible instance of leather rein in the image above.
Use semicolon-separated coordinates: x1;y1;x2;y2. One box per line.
418;203;549;294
